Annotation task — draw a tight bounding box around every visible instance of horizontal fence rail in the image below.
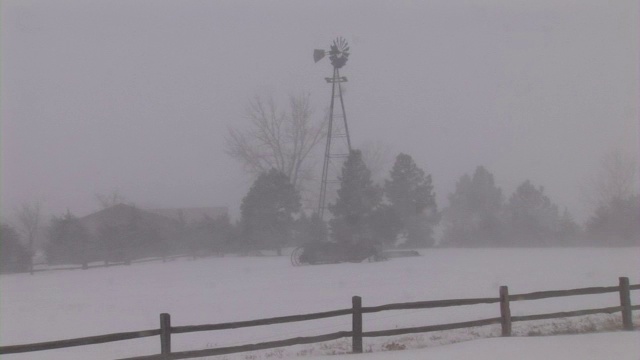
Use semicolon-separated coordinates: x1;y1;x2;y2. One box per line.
362;317;502;338
509;286;620;301
361;297;500;313
0;277;637;359
0;329;161;355
511;306;624;323
171;308;353;334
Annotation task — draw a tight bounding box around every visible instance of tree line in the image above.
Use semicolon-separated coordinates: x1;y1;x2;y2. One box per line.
236;150;639;255
1;150;638;273
1;91;637;272
225;93;638;252
1;204;236;273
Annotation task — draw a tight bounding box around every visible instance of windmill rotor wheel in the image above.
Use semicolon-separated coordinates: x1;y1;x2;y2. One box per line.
329;36;350;69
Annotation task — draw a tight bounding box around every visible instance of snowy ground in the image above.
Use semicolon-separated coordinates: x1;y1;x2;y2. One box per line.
1;247;639;359
311;332;640;360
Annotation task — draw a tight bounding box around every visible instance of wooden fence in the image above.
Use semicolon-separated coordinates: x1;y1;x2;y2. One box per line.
1;277;637;359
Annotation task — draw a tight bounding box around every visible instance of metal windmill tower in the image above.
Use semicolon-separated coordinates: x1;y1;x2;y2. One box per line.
314;37;352;219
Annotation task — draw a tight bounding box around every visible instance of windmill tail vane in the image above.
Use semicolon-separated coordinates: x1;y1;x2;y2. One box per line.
313;49;326;63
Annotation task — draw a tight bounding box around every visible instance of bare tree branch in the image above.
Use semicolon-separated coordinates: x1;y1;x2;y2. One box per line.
584;149;638;209
225;93;327;193
15;200;42;253
360;140;394;185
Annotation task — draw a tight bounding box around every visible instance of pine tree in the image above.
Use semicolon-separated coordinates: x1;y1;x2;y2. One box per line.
384;153;438;247
506;180;560;246
96;206;165;264
186;213;234;255
557;208;582;246
0;223;31;273
369;204;403;246
294;212;328;245
442;166;505;247
240;169;301;255
586;195;640;246
186;215;216;256
46;211;91;267
329;150;382;244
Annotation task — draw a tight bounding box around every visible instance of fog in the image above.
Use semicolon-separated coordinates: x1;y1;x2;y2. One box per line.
2;0;638;223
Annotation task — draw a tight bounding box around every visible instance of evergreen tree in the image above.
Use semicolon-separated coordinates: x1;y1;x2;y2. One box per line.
46;211;92;267
186;215;216;256
384;153;438;247
586;195;639;246
505;180;560;246
186;214;233;255
557;208;582;246
442;166;505;246
0;223;31;273
97;206;165;263
212;213;235;252
329;150;382;245
294;212;328;245
369;204;403;246
240;169;301;255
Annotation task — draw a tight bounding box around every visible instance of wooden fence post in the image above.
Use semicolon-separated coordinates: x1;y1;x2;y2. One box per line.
352;296;363;353
619;277;633;330
160;313;171;356
499;286;511;336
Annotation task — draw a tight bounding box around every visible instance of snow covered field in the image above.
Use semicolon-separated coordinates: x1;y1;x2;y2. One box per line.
315;332;640;360
1;247;639;359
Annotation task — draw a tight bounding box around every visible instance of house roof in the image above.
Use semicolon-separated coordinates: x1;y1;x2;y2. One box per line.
79;204;179;236
145;207;228;225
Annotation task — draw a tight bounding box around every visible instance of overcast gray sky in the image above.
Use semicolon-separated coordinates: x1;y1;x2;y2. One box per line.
1;0;638;223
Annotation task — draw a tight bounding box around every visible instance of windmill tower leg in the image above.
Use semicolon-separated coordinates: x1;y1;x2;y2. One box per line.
336;68;352;150
318;67;351;219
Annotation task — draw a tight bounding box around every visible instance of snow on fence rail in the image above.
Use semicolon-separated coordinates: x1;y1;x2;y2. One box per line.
1;277;638;359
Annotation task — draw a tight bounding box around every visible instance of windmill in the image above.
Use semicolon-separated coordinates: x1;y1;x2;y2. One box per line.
314;37;353;220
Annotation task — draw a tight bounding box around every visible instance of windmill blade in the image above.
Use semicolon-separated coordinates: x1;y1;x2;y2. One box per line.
332;37;349;53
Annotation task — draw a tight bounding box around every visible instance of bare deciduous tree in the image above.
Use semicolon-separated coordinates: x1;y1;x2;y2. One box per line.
15;200;42;255
586;149;638;208
360;140;394;185
226;93;327;193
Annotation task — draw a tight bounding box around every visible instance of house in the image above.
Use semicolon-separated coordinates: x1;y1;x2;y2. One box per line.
145;207;228;225
73;205;230;262
80;204;178;236
78;204;181;261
